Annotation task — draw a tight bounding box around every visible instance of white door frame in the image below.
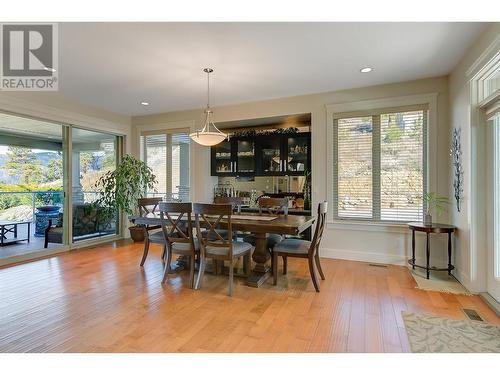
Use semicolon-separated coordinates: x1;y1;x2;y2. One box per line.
469;44;500;299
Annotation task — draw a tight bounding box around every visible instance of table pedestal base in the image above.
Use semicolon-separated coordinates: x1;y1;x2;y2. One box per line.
246;263;271;288
246;232;271;288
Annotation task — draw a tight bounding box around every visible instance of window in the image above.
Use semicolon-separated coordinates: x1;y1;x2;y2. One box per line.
332;105;427;222
140;130;190;202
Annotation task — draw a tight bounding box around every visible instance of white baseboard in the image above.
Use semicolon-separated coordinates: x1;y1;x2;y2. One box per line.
0;247;68;267
479;293;500;315
454;267;475;292
320;247;407;266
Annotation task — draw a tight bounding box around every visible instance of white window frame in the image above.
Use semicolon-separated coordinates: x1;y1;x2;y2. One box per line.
140;128;191;202
326;93;438;225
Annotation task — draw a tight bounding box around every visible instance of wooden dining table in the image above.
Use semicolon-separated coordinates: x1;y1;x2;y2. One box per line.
129;212;315;288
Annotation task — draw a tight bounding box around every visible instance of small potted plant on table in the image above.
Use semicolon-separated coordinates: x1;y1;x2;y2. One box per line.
93;154;157;242
423;192;449;226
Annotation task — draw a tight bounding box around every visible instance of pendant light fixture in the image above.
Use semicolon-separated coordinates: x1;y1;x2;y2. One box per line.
189;68;227;146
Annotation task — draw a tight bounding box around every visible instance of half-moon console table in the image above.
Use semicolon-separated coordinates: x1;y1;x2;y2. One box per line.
407;222;456;279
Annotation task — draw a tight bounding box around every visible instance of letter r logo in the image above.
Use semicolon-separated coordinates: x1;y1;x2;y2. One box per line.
2;24;53;76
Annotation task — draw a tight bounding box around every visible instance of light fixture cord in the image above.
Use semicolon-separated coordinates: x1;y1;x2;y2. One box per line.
206;70;210;108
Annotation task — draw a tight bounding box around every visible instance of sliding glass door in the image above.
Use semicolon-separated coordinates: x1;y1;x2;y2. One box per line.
0;112;66;260
71;128;120;242
0;110;124;264
140;130;190;202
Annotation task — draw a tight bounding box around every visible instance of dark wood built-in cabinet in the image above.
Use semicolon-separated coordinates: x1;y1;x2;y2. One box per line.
211;132;311;177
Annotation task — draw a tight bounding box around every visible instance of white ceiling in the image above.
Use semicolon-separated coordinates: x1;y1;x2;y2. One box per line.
58;22;487;116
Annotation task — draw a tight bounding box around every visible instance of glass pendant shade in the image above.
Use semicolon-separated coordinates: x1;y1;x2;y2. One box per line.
189;68;227;146
189;108;227;146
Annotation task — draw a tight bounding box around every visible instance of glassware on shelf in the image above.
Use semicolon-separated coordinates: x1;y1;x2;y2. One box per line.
216;162;231;172
249;189;258;207
213;181;235;198
237;151;254;157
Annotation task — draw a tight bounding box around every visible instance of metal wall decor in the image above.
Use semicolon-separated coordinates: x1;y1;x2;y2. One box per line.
451;127;463;212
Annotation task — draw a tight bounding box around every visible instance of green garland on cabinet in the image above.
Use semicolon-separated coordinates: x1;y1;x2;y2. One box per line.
229;127;299;138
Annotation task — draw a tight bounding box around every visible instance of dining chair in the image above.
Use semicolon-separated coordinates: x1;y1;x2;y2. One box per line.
243;197;288;269
138;197;164;266
214;196;243;213
212;196;245;272
138;197;162;217
159;202;198;288
211;196;243;239
257;197;289;216
193;203;253;296
272;201;327;292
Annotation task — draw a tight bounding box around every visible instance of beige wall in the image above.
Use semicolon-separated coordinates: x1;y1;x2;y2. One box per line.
448;24;500;292
133;76;451;265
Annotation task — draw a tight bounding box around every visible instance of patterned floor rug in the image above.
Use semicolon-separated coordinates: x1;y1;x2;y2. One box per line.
402;312;500;353
410;267;471;295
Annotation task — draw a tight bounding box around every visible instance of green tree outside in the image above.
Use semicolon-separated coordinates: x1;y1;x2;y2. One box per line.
5;146;43;185
44;158;63;182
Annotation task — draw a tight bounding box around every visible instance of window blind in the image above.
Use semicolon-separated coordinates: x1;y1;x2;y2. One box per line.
380;110;425;221
336;116;373;218
171;132;190;202
143;134;168;195
333;106;427;223
140;131;190;202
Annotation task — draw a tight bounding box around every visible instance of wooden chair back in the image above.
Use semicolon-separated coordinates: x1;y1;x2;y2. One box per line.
158;202;194;249
214;196;243;213
308;201;328;257
138;197;162;217
193;203;234;258
258;197;289;215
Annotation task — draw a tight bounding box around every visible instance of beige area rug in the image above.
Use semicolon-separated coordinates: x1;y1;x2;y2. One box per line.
402;312;500;353
409;267;472;295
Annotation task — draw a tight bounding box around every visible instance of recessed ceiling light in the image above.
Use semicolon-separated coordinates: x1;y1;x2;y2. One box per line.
43;66;56;72
140;101;150;106
360;67;373;73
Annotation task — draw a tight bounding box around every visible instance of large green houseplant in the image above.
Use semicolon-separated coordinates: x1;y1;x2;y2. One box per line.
94;154;157;241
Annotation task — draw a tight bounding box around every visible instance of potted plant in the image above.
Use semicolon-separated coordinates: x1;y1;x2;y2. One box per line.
93;154;157;242
423;192;449;226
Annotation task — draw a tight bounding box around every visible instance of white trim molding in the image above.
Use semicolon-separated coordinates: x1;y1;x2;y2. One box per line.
465;44;500;293
320;247;407;266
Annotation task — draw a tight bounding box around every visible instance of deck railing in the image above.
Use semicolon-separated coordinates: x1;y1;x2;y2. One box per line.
0;190;97;222
0;188;190;222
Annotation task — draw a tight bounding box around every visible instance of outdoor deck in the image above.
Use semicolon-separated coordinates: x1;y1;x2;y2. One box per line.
0;224;63;261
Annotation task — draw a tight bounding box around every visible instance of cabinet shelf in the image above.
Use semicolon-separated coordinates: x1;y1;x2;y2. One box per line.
211;132;310;177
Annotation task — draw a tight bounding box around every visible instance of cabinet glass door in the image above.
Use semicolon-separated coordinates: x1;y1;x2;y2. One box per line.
213;140;233;174
236;139;255;174
286;136;308;173
259;136;282;174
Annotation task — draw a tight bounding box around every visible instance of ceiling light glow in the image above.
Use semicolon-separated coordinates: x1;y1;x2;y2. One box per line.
360;67;373;73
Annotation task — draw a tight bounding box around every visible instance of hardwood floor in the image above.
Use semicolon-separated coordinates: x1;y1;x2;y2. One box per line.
0;240;498;353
